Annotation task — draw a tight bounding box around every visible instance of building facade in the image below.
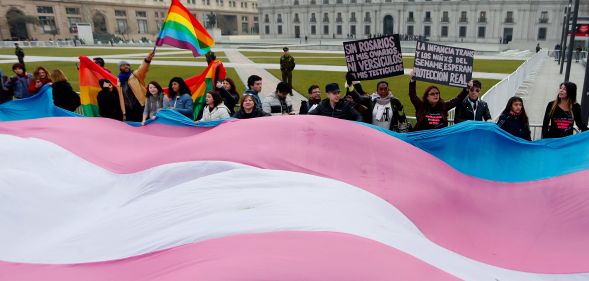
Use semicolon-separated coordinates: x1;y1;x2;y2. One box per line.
0;0;259;41
258;0;589;44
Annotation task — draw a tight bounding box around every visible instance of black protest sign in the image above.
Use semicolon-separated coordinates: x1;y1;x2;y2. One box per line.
413;41;474;87
343;35;404;81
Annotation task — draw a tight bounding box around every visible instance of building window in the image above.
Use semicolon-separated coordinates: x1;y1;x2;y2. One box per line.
350;25;356;35
459;26;467;37
294;0;299;4
479;11;486;23
441;26;448;37
68;17;82;33
539;11;548;23
407;25;414;36
336;0;343;3
264;14;269;23
424;25;431;37
336;13;342;23
337;25;342;35
277;14;282;23
115;10;127;17
278;25;282;34
323;13;329;23
294;13;300;23
459;11;467;23
156;20;163;31
116;19;128;34
254;16;258;22
350;0;356;3
364;25;370;35
136;11;147;18
311;25;316;35
424;11;431;22
37;6;54;14
265;25;269;34
505;11;514;23
364;12;371;23
310;0;316;4
137;19;148;33
65;7;80;15
324;25;329;35
310;13;316;23
39;16;57;33
538;27;547;40
242;22;248;33
323;0;329;4
350;12;356;22
478;26;485;38
441;11;449;23
408;12;414;22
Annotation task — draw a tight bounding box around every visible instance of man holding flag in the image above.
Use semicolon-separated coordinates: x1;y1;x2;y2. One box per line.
155;0;222;120
117;52;154;122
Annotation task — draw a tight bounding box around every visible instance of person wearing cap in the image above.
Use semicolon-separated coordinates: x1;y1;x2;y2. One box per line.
453;80;491;123
5;63;32;99
117;51;155;121
279;47;295;93
309;83;362;121
347;80;409;132
262;81;294;116
14;43;25;71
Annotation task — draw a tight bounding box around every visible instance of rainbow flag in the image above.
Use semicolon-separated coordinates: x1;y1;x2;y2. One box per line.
156;0;215;57
78;56;117;117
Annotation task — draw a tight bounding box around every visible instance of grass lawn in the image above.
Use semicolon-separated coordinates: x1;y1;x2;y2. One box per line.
0;48;179;57
0;61;244;94
240;51;343;58
248;52;523;74
267;69;500;116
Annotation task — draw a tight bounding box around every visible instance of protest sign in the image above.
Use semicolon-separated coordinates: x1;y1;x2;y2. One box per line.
343;35;404;81
413;41;474;87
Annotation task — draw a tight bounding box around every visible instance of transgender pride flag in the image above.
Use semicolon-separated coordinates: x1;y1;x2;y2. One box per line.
1;115;589;281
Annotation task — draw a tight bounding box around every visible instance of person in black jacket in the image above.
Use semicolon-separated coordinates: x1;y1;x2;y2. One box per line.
97;79;124;121
409;70;468;131
542;81;588;138
454;80;492;123
233;94;270;119
299;84;322;114
309;83;362;121
347;80;407;131
216;77;240;115
497;96;531;141
50;69;81;112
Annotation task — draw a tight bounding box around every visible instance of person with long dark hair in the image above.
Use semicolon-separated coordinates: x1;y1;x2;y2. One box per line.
408;71;469;131
497;96;531;141
542;81;588;138
233;94;270;119
215;77;240;115
195;90;231;123
142;81;165;125
164;77;194;119
28;66;51;95
96;79;123;121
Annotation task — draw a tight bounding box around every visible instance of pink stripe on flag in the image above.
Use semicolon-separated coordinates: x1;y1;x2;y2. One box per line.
0;232;459;281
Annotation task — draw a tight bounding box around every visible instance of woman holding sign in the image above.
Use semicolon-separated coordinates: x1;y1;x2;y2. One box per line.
408;70;468;131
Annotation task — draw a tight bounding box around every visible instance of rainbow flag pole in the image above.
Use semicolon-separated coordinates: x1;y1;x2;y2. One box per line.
155;0;215;58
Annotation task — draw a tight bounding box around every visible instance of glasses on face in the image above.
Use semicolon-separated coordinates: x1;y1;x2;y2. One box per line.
428;92;440;96
470;88;480;93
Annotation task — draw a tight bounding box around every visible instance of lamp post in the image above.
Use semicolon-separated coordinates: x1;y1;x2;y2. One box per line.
558;7;568;65
560;1;571;74
564;0;580;81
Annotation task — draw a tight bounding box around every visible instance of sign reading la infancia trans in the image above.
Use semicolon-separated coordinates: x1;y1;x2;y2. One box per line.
413;41;474;88
343;35;404;81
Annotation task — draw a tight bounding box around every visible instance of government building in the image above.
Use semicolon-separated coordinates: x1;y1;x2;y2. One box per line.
0;0;259;42
258;0;589;45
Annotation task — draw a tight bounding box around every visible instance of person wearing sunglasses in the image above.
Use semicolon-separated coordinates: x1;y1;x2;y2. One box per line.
408;70;469;131
453;79;491;123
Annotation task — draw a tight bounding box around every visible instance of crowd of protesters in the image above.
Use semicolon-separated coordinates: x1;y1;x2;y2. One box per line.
0;50;586;141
